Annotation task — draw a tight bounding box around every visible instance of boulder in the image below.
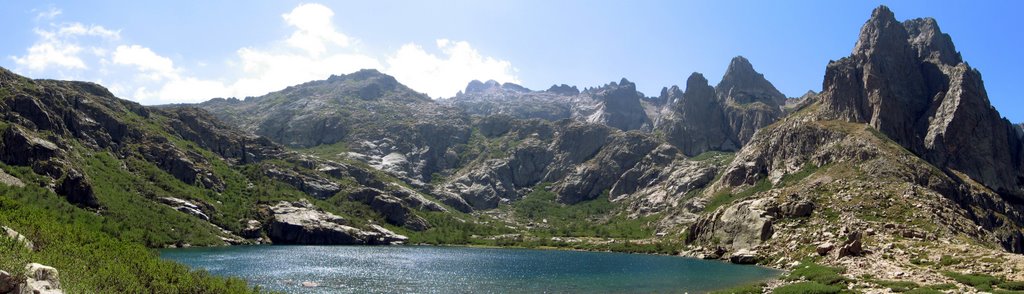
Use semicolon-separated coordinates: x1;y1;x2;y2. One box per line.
0;169;24;188
22;263;62;294
779;199;815;217
240;220;262;239
838;231;864;258
364;224;409;245
816;242;835;256
0;270;14;293
729;249;760;264
266;200;362;245
686;198;775;250
3;226;34;251
56;169;100;208
265;200;407;245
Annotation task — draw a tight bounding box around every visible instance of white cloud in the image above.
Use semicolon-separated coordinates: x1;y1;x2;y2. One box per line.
11;22;120;72
113;45;178;80
12;40;86;71
57;23;121;40
9;3;519;104
281;3;350;56
387;39;519;97
35;7;62;20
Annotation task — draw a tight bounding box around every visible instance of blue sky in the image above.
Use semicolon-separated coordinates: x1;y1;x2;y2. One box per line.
1;1;1021;122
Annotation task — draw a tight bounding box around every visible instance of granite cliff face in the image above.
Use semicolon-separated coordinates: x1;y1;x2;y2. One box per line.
656;73;737;156
575;79;652;131
655;57;785;156
818;6;1024;199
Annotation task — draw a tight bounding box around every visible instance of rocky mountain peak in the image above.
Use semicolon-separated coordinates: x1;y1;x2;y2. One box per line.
465;79;502;94
716;56;786;106
546;84;580;96
500;82;530;93
818;6;1024;199
903;17;962;65
659;85;683;105
685;72;710;92
329;69;397;86
577;78;649;131
852;5;912;58
723;56;755;78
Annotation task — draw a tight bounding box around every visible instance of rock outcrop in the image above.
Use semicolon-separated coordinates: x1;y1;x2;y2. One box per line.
2;226;34;251
157;197;210;221
686;198;776;250
264;167;341;199
818;5;1024;199
264;200;407;245
347;188;431;231
0;263;64;294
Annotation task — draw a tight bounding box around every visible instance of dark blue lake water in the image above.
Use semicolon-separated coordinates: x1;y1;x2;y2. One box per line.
160;245;779;293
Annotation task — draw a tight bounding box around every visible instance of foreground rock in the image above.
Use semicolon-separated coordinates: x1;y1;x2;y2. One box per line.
0;263;64;294
2;226;33;251
265;200;407;245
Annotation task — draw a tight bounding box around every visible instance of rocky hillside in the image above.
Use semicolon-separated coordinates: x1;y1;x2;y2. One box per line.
0;66;461;291
683;6;1024;292
199;70;470;186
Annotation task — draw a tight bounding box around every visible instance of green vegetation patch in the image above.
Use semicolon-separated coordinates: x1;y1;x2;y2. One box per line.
785;260;847;286
0;189;260;293
943;271;1002;292
710;282;764;294
773;282;843;294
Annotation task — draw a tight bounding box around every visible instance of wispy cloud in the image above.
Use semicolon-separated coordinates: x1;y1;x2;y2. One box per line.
8;3;518;104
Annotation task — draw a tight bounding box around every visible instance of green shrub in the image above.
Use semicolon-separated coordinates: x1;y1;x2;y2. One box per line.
903;288;943;294
710;282;764;294
999;281;1024;291
785;261;847;286
0;194;261;293
872;280;919;292
938;254;962;266
944;271;1003;291
773;282;842;294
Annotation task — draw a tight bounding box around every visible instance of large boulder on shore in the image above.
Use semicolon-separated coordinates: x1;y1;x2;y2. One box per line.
265;200;407;245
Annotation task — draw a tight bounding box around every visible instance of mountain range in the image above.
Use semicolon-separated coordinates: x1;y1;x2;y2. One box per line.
0;5;1022;293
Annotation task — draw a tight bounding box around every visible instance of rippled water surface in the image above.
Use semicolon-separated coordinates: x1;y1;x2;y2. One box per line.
160;245;780;293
